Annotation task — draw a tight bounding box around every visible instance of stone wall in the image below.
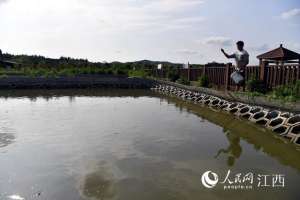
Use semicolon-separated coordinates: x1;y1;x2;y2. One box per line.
0;75;155;89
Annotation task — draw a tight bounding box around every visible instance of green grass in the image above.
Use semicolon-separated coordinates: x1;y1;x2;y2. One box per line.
0;66;130;78
128;69;149;78
267;80;300;102
176;77;190;86
241;80;300;102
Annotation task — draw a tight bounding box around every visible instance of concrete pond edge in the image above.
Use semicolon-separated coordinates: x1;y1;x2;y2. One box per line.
150;79;300;146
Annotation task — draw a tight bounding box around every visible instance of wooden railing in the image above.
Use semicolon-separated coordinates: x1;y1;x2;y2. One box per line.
151;63;300;90
265;64;300;89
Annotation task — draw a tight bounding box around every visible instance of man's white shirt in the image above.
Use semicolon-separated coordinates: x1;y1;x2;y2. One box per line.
234;50;249;71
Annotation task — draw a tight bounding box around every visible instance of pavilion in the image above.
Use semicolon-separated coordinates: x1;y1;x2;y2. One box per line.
257;44;300;65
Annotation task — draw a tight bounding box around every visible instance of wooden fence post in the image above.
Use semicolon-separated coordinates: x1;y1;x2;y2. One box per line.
298;59;300;80
187;63;190;81
225;63;232;90
203;64;206;77
259;60;268;87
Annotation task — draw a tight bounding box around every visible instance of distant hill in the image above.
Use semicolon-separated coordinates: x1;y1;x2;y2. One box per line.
2;53;203;69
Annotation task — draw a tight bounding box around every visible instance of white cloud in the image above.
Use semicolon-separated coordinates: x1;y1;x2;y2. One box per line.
0;0;207;62
1;0;205;33
173;16;206;24
68;0;206;31
2;0;296;65
175;49;200;55
0;0;8;5
144;0;205;12
280;8;300;19
249;44;270;52
288;43;300;52
202;36;233;46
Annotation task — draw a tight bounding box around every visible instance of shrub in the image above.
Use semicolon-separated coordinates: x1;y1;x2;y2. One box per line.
114;68;128;76
57;68;75;77
246;77;266;94
128;70;148;78
0;74;8;78
177;77;190;85
96;68;105;74
197;75;209;87
167;69;180;82
268;80;300;101
42;70;57;78
105;68;113;74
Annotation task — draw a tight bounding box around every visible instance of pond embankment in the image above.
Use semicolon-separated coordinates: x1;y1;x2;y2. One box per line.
0;75;155;89
151;80;300;146
154;79;300;113
1;75;298;113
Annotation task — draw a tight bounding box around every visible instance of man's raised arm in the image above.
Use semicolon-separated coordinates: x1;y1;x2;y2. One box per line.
221;49;235;59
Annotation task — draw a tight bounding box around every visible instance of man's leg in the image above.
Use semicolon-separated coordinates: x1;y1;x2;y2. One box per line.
240;80;246;92
241;72;246;92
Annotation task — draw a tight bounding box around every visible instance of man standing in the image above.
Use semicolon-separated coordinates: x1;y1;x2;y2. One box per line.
0;49;3;60
0;49;3;68
221;41;249;91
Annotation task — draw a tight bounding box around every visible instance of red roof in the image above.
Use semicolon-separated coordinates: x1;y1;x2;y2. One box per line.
257;44;300;60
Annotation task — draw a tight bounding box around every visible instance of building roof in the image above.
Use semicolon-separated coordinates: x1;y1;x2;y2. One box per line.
257;44;300;61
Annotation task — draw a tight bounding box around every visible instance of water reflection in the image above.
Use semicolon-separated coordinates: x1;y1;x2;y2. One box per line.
159;94;300;171
80;167;116;200
0;89;299;200
79;158;199;200
215;131;242;167
0;132;15;148
0;89;157;100
0;122;15;148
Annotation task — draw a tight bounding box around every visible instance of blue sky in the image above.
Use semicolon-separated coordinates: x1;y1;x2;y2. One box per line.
0;0;299;64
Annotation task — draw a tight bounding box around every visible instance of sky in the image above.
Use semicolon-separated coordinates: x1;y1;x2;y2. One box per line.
0;0;299;64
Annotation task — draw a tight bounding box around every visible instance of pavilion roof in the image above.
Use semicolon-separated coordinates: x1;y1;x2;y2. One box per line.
257;44;300;61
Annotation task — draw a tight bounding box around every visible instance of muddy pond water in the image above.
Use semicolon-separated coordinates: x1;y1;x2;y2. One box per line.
0;89;299;200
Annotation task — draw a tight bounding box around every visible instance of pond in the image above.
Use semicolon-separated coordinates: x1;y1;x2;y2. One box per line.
0;89;299;200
